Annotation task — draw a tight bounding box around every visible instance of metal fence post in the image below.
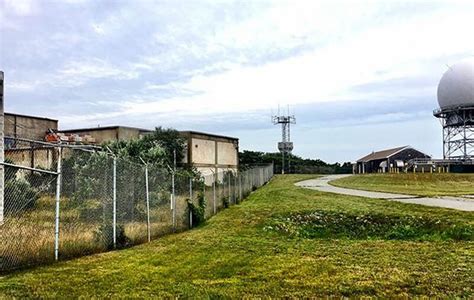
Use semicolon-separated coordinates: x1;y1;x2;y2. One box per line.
189;177;193;229
202;180;206;218
228;173;232;205
235;175;238;202
145;164;151;242
54;146;62;261
171;172;176;232
113;157;117;248
239;173;242;201
213;172;216;215
172;150;176;232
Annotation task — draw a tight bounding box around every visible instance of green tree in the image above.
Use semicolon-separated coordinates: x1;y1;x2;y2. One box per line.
239;150;352;174
105;127;186;167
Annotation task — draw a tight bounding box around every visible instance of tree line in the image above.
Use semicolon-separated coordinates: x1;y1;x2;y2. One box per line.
239;150;352;174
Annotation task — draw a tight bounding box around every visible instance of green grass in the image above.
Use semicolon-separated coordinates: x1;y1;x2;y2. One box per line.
331;173;474;197
0;175;473;298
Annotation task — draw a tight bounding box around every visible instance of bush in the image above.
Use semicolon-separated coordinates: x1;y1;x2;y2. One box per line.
4;179;39;214
62;152;112;206
25;168;56;193
222;196;230;208
4;159;18;182
187;193;206;227
78;199;104;221
133;202;148;221
94;223;130;250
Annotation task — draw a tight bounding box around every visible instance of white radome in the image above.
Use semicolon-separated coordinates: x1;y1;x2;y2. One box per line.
437;58;474;109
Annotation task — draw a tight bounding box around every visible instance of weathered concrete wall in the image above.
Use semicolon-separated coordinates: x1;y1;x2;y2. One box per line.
60;128;118;144
181;131;238;176
191;138;216;165
217;141;238;166
118;127;149;141
60;126;150;144
4;113;58;140
5;148;56;170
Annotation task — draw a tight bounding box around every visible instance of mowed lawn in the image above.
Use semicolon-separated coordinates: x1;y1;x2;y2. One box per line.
331;173;474;197
0;175;473;298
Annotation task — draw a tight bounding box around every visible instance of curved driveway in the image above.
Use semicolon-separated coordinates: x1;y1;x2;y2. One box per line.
296;175;474;212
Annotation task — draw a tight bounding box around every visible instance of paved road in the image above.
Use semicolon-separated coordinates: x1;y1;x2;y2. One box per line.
296;175;474;212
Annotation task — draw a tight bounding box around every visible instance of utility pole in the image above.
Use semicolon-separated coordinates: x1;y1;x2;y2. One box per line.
0;71;4;224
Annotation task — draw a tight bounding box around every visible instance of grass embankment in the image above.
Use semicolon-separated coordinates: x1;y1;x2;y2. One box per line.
331;173;474;197
1;175;473;298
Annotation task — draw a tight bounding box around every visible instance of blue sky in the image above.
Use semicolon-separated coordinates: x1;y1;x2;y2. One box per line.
1;0;473;163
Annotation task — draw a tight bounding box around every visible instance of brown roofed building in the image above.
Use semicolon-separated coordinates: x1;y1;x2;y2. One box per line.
355;146;430;174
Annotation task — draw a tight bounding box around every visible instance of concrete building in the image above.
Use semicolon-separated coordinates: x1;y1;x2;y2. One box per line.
59;126;151;144
59;127;239;175
2;112;239;177
180;131;239;177
4;113;58;144
355;146;431;174
3;113;59;170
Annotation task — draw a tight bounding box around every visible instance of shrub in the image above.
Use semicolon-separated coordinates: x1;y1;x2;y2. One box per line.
187;193;206;227
222;196;230;208
25;168;56;193
62;152;112;206
78;199;104;221
4;179;39;214
4;159;18;182
133;202;148;221
94;223;130;250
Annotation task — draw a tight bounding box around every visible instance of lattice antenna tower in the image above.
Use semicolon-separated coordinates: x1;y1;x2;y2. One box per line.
272;105;296;174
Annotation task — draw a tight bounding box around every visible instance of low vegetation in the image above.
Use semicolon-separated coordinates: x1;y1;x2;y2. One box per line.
330;173;474;197
1;175;472;298
267;210;473;241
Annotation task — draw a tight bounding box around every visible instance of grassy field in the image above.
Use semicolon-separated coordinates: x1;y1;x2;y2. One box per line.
0;175;473;298
331;173;474;197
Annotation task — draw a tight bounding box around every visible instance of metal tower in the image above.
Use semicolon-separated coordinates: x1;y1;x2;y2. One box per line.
272;109;296;174
434;106;474;161
434;60;474;164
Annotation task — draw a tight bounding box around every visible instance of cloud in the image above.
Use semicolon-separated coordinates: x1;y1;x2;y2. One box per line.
57;59;140;87
3;0;37;16
94;1;474;122
2;0;474;161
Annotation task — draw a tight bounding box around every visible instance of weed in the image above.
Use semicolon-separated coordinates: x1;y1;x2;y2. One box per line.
268;210;473;241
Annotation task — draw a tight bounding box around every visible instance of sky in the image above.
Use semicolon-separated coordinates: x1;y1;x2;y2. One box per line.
1;0;474;163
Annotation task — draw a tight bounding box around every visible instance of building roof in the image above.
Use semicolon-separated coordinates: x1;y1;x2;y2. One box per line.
59;125;152;133
5;112;58;123
357;146;410;162
179;130;238;141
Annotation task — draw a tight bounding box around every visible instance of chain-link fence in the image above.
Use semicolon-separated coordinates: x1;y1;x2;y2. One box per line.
0;137;273;273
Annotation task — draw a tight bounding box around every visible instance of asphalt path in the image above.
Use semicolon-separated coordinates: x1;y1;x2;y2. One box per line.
296;174;474;212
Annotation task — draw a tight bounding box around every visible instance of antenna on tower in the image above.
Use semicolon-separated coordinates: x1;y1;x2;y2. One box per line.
272;106;296;174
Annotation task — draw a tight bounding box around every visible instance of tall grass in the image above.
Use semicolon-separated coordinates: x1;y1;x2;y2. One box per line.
0;196;181;272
